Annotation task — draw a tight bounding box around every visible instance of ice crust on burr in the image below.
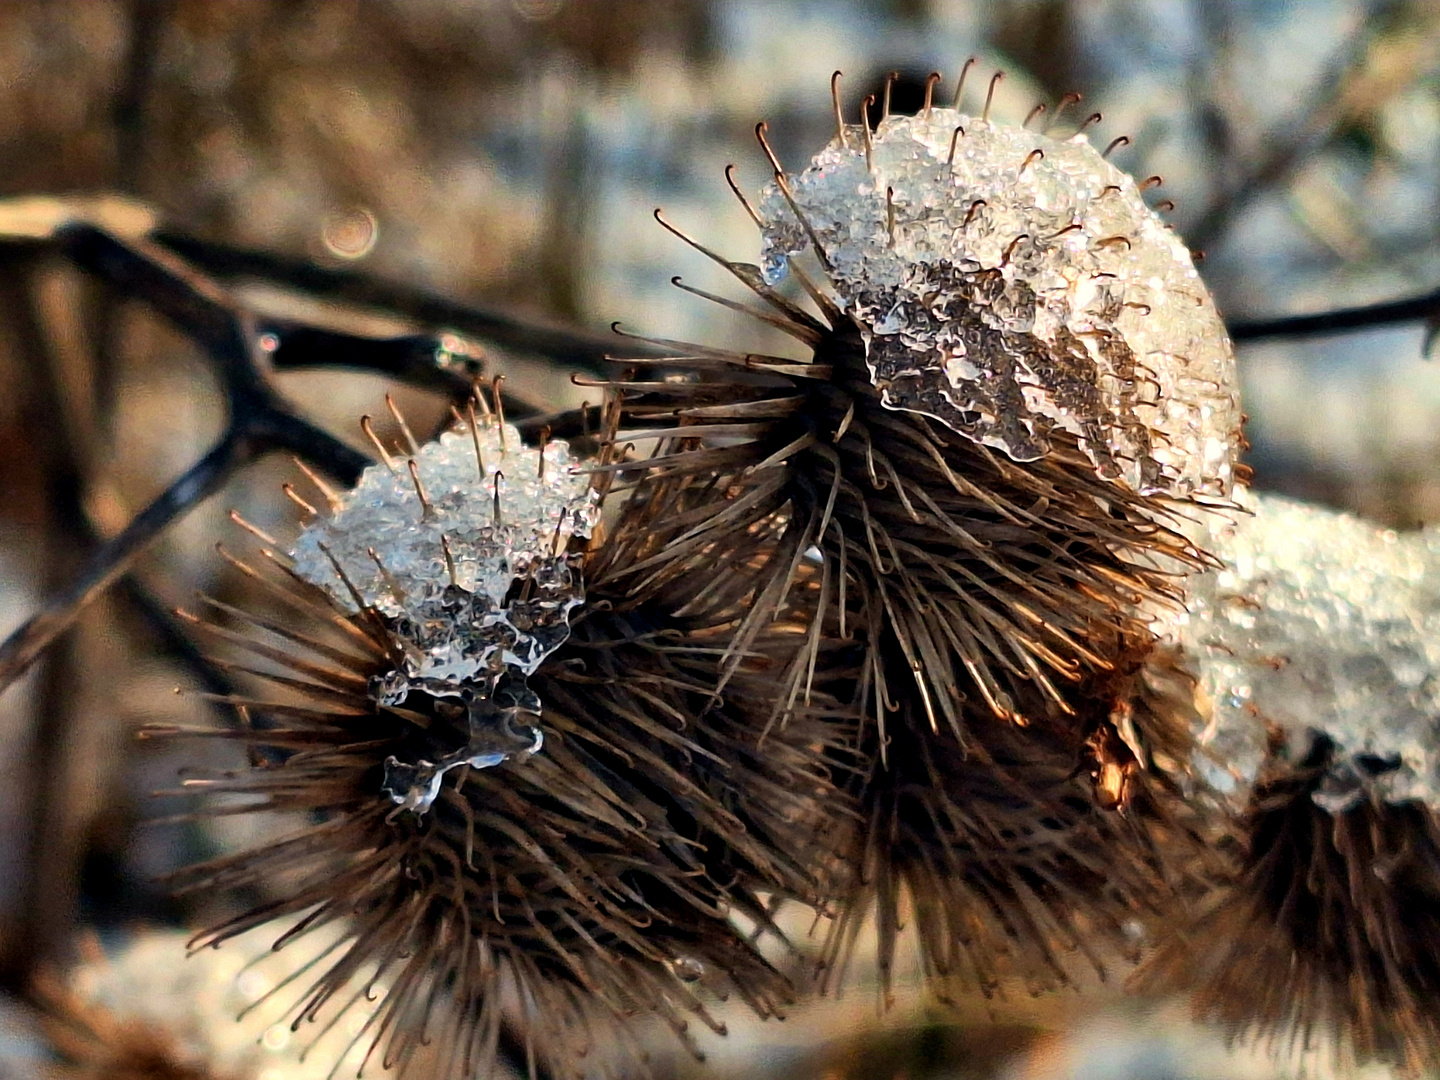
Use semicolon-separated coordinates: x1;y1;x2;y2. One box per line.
290;417;599;811
759;109;1240;498
1161;489;1440;814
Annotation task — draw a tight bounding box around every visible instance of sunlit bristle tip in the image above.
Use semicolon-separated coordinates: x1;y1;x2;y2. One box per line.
982;70;1003;122
359;413;396;471
952;56;976;109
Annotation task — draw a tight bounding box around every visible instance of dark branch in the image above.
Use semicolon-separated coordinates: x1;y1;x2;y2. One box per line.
151;229;647;372
1229;288;1440;344
0;219;624;704
0;437;251;696
262;322;480;396
57;224;255;376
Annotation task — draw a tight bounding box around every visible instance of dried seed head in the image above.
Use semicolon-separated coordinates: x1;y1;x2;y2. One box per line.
605;74;1223;998
1137;741;1440;1076
759;105;1240;497
293;416;598;712
168;407;847;1078
287;414;600;812
1157;489;1440;814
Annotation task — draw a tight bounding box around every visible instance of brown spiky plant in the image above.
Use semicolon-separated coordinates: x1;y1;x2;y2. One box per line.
597;82;1224;997
814;634;1214;1000
1134;730;1440;1077
159;396;852;1079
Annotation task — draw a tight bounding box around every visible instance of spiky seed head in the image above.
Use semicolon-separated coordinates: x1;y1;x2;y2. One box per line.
167;409;849;1079
1136;742;1440;1077
1140;490;1440;1072
605;75;1231;997
758;105;1240;498
1156;489;1440;814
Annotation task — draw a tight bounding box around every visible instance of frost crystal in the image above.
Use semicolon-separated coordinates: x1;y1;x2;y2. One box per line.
291;417;599;810
759;109;1240;497
1159;489;1440;813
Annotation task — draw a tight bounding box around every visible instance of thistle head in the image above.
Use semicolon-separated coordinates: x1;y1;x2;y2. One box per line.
599;68;1232;1003
167;393;846;1078
1139;490;1440;1072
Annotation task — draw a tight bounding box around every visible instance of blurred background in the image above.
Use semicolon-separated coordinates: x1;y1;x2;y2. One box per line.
0;0;1436;1077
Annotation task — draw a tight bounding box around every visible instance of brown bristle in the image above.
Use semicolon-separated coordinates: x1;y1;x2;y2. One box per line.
603;318;1202;739
820;630;1215;999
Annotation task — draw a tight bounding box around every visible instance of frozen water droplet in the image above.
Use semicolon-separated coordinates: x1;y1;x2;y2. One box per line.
760;248;789;286
671;956;706;982
381;686;546;813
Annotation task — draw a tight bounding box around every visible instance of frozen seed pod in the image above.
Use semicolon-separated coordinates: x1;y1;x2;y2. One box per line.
603;71;1222;999
164;397;846;1079
1137;490;1440;1073
1159;490;1440;813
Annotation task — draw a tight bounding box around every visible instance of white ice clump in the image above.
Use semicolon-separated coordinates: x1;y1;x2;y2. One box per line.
291;415;599;811
292;421;596;626
758;109;1240;498
1159;489;1440;814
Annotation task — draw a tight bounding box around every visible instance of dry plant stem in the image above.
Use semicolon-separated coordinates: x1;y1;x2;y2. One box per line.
1229;286;1440;343
259;320;480;397
112;0;174;193
152;230;657;373
0;437;251;699
97;0;175;432
0;265;107;991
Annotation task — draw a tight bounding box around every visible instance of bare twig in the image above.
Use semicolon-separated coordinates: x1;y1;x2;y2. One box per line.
0;228;374;702
0;438;250;697
152;229;648;371
261;321;481;396
1230;286;1440;345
